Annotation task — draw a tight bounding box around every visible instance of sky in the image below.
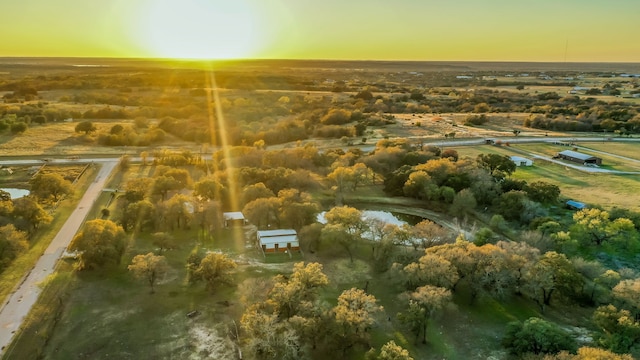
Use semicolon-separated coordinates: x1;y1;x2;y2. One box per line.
1;0;638;62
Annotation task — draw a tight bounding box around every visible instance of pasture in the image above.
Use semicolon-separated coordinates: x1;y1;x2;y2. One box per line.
453;143;640;211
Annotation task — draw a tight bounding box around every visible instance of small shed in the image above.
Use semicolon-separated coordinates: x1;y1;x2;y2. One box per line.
566;200;587;210
557;150;602;166
257;229;299;254
510;156;533;167
223;212;247;228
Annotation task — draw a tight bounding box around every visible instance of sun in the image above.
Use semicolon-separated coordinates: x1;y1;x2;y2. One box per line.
132;0;261;60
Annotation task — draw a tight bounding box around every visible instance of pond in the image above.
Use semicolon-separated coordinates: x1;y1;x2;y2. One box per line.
317;210;423;226
1;188;30;199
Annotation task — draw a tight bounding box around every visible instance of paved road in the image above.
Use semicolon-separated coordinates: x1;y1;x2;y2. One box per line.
0;160;117;355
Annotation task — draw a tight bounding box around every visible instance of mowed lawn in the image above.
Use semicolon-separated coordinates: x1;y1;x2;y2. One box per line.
513;162;640;211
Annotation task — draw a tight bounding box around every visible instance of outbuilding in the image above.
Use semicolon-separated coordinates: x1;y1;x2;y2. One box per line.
257;229;299;254
566;200;587;210
510;156;533;167
557;150;602;166
223;212;247;228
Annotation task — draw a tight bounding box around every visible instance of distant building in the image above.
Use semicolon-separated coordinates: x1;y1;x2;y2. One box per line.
257;229;300;254
557;150;602;166
510;156;533;167
223;212;246;228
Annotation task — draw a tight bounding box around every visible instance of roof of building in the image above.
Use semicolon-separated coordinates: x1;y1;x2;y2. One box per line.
223;212;245;221
257;229;297;238
510;156;532;163
558;150;597;161
566;200;587;209
259;234;299;245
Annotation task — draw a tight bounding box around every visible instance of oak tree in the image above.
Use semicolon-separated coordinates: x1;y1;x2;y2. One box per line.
365;340;414;360
398;285;451;344
29;173;73;202
333;288;383;354
128;252;168;293
191;252;237;291
0;224;29;272
70;219;126;269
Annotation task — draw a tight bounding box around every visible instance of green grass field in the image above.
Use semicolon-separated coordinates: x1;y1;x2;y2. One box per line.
578;141;640;160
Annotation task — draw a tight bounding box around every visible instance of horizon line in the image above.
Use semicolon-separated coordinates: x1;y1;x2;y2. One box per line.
0;56;639;65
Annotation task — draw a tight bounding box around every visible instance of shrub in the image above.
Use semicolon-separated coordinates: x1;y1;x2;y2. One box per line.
465;114;488;125
10;122;27;134
502;317;577;356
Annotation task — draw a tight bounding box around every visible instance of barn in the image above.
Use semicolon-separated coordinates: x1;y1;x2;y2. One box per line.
557;150;602;166
223;212;247;228
510;156;533;167
257;229;300;254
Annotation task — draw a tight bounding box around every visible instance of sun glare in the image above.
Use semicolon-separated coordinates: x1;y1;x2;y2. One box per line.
132;0;261;59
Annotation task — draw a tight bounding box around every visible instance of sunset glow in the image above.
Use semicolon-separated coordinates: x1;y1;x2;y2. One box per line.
0;0;638;61
131;0;262;59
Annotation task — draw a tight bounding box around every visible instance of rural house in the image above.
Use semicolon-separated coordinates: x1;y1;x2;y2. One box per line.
257;229;300;254
557;150;602;166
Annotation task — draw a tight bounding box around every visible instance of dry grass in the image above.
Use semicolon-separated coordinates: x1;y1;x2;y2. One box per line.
0;123;120;156
0;121;196;156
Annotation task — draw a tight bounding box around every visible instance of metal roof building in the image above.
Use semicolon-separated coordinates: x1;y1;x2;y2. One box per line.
510;156;533;167
557;150;602;165
257;229;300;254
223;212;247;227
566;200;587;210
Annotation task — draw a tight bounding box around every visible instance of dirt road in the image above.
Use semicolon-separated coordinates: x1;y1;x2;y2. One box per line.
0;160;117;355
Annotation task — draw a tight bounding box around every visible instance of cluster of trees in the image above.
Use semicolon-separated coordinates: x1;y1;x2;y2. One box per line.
381;147;560;228
0;190;52;236
0;174;73;272
0;114;30;134
396;240;584;311
239;262;391;359
242;188;319;231
73;121;168;146
118;168;226;234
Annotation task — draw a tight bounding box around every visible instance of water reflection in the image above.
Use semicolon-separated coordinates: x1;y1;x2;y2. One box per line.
317;210;421;226
1;188;30;199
